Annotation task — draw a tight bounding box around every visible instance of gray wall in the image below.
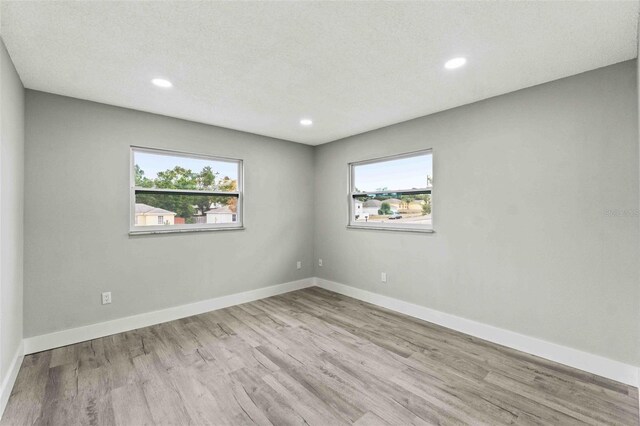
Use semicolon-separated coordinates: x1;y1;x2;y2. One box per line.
0;39;24;379
24;91;315;337
314;60;639;365
22;60;640;366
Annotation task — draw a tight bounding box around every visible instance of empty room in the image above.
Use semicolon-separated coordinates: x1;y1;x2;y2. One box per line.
0;0;639;424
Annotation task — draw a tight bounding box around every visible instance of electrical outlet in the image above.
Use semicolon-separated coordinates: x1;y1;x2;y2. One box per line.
381;272;387;283
319;258;323;267
101;292;112;305
296;260;302;270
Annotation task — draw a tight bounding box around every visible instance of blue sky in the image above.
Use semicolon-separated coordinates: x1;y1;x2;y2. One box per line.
135;151;238;181
354;154;432;192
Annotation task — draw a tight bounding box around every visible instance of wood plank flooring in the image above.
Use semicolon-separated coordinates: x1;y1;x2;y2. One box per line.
2;287;638;425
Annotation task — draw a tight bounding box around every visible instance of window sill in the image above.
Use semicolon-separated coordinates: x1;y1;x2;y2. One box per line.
129;226;245;236
347;224;434;234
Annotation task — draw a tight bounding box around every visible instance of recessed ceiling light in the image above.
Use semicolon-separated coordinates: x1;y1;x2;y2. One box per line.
300;119;313;126
444;57;467;70
151;78;173;88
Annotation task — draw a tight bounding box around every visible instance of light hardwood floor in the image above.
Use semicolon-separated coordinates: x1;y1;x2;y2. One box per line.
2;287;638;425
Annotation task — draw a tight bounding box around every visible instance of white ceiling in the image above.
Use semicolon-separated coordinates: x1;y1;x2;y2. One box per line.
1;1;638;145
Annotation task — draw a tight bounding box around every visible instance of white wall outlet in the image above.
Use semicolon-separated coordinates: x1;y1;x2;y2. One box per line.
296;260;302;270
381;272;387;283
318;258;323;267
101;292;112;305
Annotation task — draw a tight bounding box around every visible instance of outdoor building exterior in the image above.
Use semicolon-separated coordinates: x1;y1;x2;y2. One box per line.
135;203;176;226
354;199;363;217
206;205;237;224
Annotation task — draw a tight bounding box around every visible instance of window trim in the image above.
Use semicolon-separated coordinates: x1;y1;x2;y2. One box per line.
129;146;244;235
347;149;434;233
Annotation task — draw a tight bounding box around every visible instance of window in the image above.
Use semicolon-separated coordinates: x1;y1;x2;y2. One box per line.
349;149;432;232
130;147;243;234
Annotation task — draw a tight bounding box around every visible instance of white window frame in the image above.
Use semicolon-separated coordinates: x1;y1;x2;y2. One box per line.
348;149;433;233
129;146;244;235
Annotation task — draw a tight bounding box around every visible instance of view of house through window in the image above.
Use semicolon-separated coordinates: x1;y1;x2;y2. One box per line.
131;147;243;232
349;150;432;231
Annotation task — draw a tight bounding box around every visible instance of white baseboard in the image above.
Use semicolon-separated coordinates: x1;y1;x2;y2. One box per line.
23;278;314;355
315;277;639;387
0;341;24;420
19;276;640;389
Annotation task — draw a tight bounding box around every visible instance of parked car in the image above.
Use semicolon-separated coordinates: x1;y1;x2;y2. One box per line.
388;213;402;219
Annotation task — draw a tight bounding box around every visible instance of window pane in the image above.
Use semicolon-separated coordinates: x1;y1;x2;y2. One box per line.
353;153;432;193
134;150;239;192
352;193;431;226
135;194;239;227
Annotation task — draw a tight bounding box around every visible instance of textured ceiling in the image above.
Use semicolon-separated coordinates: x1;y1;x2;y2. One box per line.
1;1;638;145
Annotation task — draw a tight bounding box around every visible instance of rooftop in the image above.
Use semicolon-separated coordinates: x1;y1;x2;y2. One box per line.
135;203;176;216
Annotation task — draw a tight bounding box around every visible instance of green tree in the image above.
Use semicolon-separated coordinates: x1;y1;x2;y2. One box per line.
193;166;218;218
400;195;414;210
135;164;153;188
197;166;216;189
378;202;392;215
135;165;238;221
155;166;197;190
138;166;198;219
211;176;238;213
421;194;432;215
